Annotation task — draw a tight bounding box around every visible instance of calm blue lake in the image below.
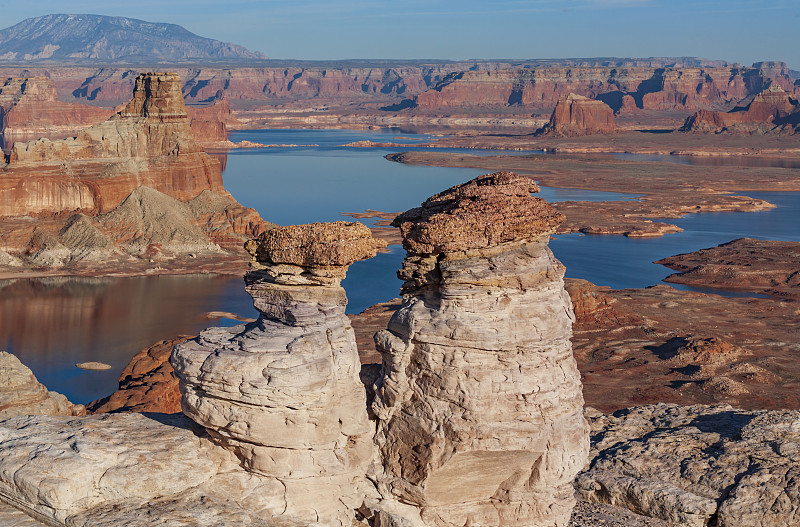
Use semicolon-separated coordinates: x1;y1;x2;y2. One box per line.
2;128;798;404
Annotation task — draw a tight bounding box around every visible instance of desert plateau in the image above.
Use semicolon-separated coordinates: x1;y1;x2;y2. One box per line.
0;6;798;527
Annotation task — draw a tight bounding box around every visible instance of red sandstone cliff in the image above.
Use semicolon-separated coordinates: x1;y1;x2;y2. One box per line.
186;93;237;146
0;61;795;132
412;63;796;115
682;84;800;134
0;76;111;141
0;75;234;150
2;72;226;216
0;72;270;274
2;61;791;114
537;93;617;136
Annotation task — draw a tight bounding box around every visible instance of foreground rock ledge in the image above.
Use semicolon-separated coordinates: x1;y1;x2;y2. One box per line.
370;172;589;526
579;403;800;527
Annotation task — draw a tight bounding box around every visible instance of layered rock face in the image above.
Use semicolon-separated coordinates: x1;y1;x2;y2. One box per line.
172;221;384;526
1;72;225;217
0;76;110;144
370;173;589;526
0;185;268;273
3;60;793;118
186;93;236;146
413;63;797;114
538;93;617;136
0;72;268;274
682;84;800;133
0;412;282;526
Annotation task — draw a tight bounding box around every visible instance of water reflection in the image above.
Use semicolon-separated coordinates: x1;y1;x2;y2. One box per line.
0;275;255;404
3;127;798;405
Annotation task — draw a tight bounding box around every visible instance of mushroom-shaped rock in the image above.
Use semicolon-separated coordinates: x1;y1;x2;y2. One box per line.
172;221;383;526
392;171;563;255
246;220;385;268
371;172;589;526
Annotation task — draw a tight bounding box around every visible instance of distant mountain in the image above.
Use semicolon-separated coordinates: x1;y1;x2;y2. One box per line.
0;14;268;63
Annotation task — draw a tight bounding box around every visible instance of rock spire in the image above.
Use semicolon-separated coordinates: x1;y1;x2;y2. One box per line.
369;172;589;526
3;72;223;216
172;221;385;526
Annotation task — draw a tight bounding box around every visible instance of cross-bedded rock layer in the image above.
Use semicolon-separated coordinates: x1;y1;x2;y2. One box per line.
0;351;84;418
172;221;385;526
370;172;589;526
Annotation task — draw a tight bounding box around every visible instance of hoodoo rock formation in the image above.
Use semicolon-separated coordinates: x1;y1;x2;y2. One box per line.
682;84;800;134
537;93;617;136
172;221;385;526
369;172;589;526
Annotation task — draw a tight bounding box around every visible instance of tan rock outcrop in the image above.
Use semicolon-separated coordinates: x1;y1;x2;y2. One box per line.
0;413;287;526
370;172;589;526
578;403;800;527
538;93;617;136
0;351;84;418
172;221;385;526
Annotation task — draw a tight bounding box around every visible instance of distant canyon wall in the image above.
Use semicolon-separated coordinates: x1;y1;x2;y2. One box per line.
0;75;232;149
414;62;798;114
0;60;796;118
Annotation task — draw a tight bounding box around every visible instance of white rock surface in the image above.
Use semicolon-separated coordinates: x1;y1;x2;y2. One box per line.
172;222;383;526
579;403;800;527
0;351;83;418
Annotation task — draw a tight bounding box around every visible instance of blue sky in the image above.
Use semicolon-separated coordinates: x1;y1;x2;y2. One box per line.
0;0;797;68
